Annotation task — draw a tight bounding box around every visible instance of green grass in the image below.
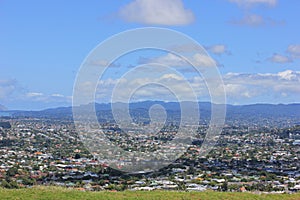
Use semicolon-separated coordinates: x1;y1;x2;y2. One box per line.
0;187;300;200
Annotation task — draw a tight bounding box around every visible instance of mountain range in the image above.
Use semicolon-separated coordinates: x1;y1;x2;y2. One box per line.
8;101;300;127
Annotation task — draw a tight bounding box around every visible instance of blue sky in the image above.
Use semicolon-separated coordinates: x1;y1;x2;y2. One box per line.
0;0;299;110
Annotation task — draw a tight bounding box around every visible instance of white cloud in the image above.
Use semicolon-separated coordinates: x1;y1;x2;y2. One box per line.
287;44;300;58
139;53;187;67
207;45;226;54
95;70;300;103
229;0;277;7
25;92;71;104
51;93;64;97
229;0;283;27
98;74;199;102
118;0;195;25
223;70;300;95
277;70;299;81
264;45;300;64
268;53;292;63
139;53;217;68
159;73;184;81
205;44;231;55
170;43;231;56
26;92;43;97
225;84;252;98
191;53;217;67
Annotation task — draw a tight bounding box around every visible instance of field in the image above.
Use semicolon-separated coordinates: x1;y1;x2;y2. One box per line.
0;187;300;200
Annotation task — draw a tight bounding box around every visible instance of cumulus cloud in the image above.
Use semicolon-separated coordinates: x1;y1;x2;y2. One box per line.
261;45;300;64
224;84;252;98
277;70;299;81
192;54;217;67
170;43;231;56
205;44;231;55
223;70;300;96
264;45;300;64
287;44;300;58
118;0;195;25
139;53;217;68
95;70;300;103
228;0;283;27
97;74;199;102
268;53;293;63
139;53;186;67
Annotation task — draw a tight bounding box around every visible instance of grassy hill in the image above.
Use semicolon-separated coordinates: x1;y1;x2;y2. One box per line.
0;187;300;200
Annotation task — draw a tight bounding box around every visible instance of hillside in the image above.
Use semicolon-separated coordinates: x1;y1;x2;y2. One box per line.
10;101;300;127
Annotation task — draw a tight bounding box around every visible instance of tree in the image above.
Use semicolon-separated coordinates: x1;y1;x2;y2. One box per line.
7;167;18;177
22;177;35;186
177;182;186;191
75;153;81;159
9;181;19;189
1;180;11;188
221;182;228;191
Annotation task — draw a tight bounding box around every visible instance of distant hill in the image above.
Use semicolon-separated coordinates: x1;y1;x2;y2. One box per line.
11;101;300;127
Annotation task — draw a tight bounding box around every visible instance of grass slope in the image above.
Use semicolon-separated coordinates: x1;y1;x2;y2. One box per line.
0;187;300;200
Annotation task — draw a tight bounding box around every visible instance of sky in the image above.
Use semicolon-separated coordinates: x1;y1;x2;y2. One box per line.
0;0;300;110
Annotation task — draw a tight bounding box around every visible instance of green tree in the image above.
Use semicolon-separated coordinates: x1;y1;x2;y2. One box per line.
7;167;18;177
9;181;20;189
1;180;11;188
221;182;228;191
